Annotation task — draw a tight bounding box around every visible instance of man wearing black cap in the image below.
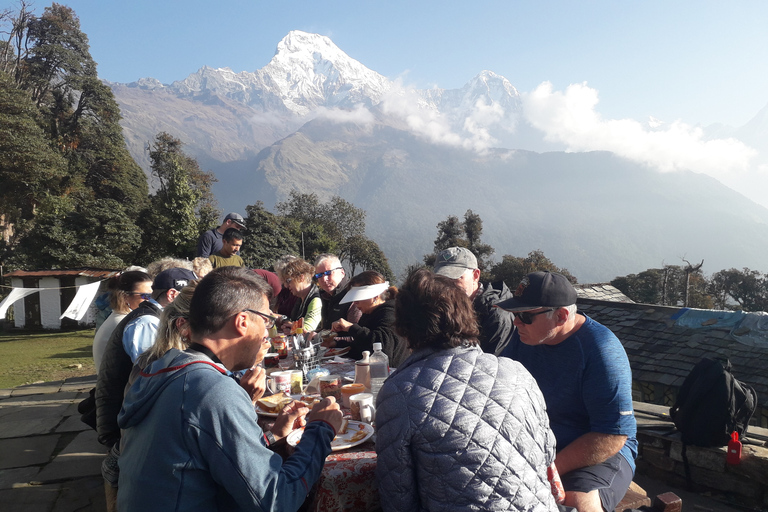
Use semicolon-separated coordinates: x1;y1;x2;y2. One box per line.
433;247;514;355
497;271;637;512
197;212;246;258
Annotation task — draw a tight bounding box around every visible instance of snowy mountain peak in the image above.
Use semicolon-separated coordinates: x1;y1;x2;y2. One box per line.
274;30;342;58
262;30;391;115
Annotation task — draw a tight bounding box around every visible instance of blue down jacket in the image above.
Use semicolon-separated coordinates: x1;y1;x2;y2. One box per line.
375;344;558;512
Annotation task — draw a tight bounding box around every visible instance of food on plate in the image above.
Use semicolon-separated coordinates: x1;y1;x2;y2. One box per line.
256;394;294;414
348;428;368;443
338;418;349;435
295;394;322;408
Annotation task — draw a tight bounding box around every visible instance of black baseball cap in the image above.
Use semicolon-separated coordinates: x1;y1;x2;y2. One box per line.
152;268;197;292
495;271;577;312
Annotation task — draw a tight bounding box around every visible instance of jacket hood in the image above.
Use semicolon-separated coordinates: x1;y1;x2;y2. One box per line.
475;280;513;308
118;349;227;429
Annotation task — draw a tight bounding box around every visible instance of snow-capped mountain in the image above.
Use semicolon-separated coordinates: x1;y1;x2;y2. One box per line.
106;31;768;283
126;31;394;117
116;30;523;135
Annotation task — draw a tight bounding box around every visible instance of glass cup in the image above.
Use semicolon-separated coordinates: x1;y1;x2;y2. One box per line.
340;383;366;408
263;353;280;368
319;374;342;401
289;370;304;395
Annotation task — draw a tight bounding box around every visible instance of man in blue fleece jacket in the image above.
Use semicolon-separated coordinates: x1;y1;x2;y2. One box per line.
118;267;342;512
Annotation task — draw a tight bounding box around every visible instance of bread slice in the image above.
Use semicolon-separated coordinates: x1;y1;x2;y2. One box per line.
256;394;294;414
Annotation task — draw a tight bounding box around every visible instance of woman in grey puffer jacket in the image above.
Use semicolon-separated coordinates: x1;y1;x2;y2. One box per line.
376;269;558;512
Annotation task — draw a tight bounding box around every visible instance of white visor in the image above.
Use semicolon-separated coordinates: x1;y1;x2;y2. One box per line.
340;282;390;304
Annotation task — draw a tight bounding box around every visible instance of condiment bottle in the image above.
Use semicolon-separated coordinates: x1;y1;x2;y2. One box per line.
355;351;371;392
727;431;742;465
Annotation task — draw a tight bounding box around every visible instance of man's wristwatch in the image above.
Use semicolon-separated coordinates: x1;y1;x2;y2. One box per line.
264;431;277;447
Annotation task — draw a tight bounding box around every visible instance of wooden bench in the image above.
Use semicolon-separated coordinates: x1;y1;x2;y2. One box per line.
614;482;682;512
615;481;651;511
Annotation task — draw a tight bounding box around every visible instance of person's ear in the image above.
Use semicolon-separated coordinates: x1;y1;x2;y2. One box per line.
166;288;180;303
555;307;570;325
472;268;481;282
232;311;249;336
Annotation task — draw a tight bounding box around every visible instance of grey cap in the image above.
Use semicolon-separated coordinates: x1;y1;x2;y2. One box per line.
223;212;246;229
433;247;478;279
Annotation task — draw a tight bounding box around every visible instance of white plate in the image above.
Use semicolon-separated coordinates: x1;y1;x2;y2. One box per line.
286;420;374;451
320;346;351;360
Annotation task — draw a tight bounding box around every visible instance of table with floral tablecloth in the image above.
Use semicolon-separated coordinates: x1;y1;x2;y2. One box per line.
304;440;380;512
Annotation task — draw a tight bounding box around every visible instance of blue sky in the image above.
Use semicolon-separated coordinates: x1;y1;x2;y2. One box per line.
19;0;768;128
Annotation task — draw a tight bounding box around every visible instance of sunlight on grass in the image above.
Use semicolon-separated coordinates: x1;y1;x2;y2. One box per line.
0;330;98;388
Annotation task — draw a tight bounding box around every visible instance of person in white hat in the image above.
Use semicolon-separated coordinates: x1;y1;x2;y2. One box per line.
327;271;409;367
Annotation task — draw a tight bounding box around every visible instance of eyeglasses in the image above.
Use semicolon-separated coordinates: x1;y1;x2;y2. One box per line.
313;267;343;280
512;309;553;325
127;292;152;300
242;309;278;329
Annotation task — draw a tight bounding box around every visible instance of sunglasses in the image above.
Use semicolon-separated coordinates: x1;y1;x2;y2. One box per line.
313;267;343;280
127;292;152;300
512;309;553;325
242;309;278;329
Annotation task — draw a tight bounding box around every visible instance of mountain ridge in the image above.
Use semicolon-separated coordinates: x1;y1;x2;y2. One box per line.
106;30;768;282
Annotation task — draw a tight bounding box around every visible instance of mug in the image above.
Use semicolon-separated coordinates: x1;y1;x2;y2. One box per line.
267;371;292;395
349;393;376;424
340;383;365;408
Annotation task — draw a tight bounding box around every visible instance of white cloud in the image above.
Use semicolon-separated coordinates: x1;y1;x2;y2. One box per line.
379;81;501;152
522;81;757;176
315;103;376;129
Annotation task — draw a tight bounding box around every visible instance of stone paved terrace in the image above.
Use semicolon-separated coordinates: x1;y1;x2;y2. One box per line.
0;375;106;512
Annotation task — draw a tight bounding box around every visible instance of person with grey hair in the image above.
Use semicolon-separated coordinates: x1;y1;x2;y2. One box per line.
117;267;343;512
498;271;637;512
433;247;515;355
314;253;353;330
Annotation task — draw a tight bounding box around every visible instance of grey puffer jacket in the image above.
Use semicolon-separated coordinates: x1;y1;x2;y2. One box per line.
375;344;558;512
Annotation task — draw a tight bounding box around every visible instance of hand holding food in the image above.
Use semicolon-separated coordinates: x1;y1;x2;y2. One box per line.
331;318;352;332
306;396;343;434
272;400;310;440
239;366;266;404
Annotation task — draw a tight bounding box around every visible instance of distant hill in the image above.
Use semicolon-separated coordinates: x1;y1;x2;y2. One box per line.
107;30;768;282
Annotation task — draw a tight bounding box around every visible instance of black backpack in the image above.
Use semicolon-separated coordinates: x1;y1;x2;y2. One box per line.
669;357;757;447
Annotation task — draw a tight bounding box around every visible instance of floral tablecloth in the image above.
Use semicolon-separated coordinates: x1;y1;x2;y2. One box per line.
305;440;380;512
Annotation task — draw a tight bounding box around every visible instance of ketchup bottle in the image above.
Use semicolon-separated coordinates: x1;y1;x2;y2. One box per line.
727;431;742;465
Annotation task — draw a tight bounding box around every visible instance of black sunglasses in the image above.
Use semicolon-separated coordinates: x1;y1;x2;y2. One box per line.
313;267;343;280
242;309;278;329
127;292;152;300
512;309;553;325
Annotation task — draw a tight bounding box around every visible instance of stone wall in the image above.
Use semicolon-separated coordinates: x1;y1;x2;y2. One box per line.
635;402;768;510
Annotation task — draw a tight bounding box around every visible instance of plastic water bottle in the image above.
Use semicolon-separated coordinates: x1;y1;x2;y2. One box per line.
369;343;389;399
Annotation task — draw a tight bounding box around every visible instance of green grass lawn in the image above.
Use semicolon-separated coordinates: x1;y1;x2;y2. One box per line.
0;329;98;389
